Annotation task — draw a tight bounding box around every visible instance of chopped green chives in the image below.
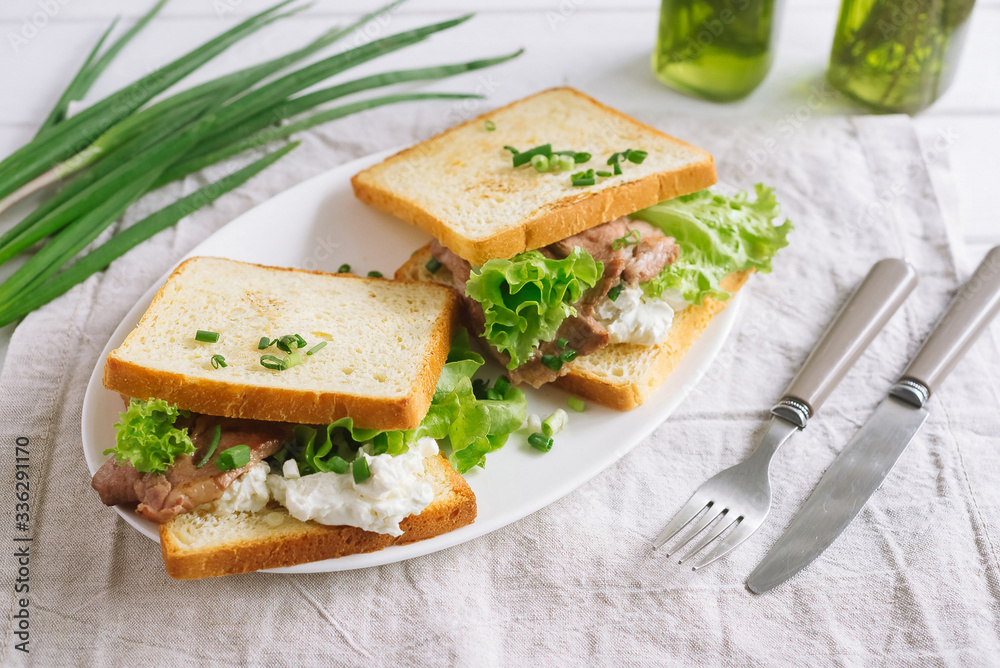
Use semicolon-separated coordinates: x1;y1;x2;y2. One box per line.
195;329;219;343
306;341;327;355
352;456;371;483
257;336;270;349
338;263;351;274
540;354;562;371
528;432;553;452
196;424;222;468
328;455;349;474
484;119;496;131
596;170;612;177
293;333;307;348
503;145;519;154
556;338;569;349
512;143;551;167
627;149;647;164
275;334;297;353
494;375;511;395
568;396;586;412
608;283;623;301
367;270;383;278
572;176;595;187
283;351;303;368
559;349;577;363
215;444;251;472
611;229;641;250
486;388;502;401
530;154;550;173
260;354;285;370
573;152;591;163
425;256;442;273
210;354;228;369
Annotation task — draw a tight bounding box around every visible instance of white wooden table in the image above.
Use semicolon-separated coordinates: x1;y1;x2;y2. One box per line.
0;0;997;364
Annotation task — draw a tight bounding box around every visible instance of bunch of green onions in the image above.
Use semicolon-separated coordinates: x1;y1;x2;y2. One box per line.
0;0;521;327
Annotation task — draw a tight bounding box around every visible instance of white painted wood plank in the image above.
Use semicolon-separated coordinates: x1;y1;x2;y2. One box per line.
1;5;997;131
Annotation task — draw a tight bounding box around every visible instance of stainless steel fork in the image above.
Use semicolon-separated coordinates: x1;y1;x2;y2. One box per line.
653;258;918;570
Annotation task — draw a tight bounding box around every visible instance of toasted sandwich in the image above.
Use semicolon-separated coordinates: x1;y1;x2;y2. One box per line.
352;87;792;409
92;257;526;579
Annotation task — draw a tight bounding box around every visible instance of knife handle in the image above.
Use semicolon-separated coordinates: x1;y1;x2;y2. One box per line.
777;258;917;424
899;246;1000;401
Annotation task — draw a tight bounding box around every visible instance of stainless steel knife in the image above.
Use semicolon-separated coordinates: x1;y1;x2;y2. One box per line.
747;246;1000;594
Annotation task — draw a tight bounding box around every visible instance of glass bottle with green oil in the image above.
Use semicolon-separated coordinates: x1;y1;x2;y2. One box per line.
652;0;783;102
826;0;976;113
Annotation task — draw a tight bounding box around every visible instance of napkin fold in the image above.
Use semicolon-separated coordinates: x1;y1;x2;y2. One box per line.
1;106;998;666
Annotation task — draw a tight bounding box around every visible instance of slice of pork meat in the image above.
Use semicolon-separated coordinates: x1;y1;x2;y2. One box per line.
92;415;290;524
550;217;679;286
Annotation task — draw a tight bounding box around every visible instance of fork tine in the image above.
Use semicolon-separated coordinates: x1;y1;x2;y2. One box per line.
652;493;711;549
690;518;763;571
665;504;727;557
678;513;740;564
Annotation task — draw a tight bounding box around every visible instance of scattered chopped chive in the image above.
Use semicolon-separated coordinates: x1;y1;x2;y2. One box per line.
484;119;496;131
494;375;511;395
210;354;228;369
540;354;563;371
306;341;327;355
557;338;569;349
283;351;303;368
572;176;595;187
486;388;502;401
276;335;297;354
551;154;575;172
613;161;622;175
257;336;270;350
627;149;648;164
368;270;383;278
568;397;586;412
573;152;591;163
503;145;519;154
215;444;251;472
425;257;442;273
352;456;371;483
528;432;553;452
611;228;641;250
195;329;220;343
512;143;551;167
608;283;623;301
196;424;222;469
531;154;550;173
260;354;285;370
328;455;349;475
293;334;307;348
596;170;613;177
559;349;578;363
338;263;351;274
542;409;568;437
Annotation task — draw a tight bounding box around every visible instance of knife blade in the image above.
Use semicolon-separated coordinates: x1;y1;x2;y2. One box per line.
748;246;1000;594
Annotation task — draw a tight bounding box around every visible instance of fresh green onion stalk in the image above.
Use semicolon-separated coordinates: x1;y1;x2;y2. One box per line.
0;0;522;327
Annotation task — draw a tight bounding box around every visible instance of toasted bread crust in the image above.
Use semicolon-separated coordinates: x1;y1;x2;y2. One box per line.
103;258;458;431
352;87;716;265
395;245;749;411
160;454;476;579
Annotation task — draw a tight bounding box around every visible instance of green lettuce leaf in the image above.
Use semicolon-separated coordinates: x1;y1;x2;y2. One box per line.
106;398;194;474
632;184;792;305
465;247;603;369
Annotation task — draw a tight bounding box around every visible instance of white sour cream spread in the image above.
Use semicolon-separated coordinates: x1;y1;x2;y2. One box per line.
266;437;439;536
596;284;682;345
206;461;271;514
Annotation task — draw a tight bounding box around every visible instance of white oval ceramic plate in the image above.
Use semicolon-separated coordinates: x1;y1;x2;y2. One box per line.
81;148;742;574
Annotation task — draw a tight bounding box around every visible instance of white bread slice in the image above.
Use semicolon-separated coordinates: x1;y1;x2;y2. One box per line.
160;454;475;579
352;87;715;266
104;257;458;431
396;245;750;411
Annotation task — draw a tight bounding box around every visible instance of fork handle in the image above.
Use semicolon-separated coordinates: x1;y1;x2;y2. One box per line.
774;258;917;425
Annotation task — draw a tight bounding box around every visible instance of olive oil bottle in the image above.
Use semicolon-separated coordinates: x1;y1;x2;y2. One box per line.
826;0;976;113
652;0;782;102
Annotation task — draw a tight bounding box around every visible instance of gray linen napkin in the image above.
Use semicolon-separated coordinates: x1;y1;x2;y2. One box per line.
1;106;998;666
